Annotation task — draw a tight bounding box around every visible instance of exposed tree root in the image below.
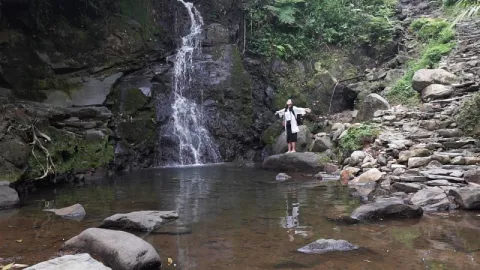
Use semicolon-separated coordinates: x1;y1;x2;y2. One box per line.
29;120;56;180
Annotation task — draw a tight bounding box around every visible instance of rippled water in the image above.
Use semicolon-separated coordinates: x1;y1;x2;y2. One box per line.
0;165;479;269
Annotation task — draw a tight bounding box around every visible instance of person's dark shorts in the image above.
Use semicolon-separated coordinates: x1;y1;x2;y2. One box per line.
286;121;298;143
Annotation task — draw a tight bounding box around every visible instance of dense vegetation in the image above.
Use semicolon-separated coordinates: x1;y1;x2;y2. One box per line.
339;124;381;151
386;18;455;105
245;0;397;59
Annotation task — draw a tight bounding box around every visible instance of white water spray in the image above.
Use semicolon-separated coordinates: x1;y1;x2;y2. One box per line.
171;0;222;165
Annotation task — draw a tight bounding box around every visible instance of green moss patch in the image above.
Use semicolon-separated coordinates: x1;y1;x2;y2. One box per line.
26;127;114;179
387;18;456;106
457;92;480;138
339;124;381;152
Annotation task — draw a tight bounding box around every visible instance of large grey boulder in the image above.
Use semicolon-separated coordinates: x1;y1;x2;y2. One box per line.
0;181;19;209
25;254;111;270
262;152;330;172
410;188;449;211
297;239;359;254
356;94;390;122
100;211;178;231
63;228;161;270
309;133;333;152
273;126;312;154
351;201;423;220
422;84;454;101
412;69;459;91
465;169;480;184
449;187;480;209
44;204;86;220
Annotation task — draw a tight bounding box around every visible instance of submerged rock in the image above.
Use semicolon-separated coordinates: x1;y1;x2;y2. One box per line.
25;254;111;270
351;201;423;220
275;173;292;181
449;187;480;210
262;152;330;172
297;239;359;254
44;204;86;220
63;228;161;270
100;210;178;231
0;181;19;209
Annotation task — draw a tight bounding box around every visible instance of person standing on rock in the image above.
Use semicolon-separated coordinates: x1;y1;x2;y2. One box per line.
275;99;311;153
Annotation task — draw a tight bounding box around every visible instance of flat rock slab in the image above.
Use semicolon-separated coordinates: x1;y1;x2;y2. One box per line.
298;239;359;254
262;152;330;172
351;201;423;220
63;228;161;270
100;210;178;231
25;254;111;270
44;204;86;220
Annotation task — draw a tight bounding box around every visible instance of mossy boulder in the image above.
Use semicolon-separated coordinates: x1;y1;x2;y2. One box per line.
26;127;114;179
261;121;284;145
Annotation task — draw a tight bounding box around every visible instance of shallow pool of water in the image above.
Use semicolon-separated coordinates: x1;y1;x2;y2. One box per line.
0;165;479;269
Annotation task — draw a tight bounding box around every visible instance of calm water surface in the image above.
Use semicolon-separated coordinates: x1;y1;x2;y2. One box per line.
0;165;479;269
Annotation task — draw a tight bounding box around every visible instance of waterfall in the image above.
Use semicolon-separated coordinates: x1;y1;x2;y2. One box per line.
168;0;222;166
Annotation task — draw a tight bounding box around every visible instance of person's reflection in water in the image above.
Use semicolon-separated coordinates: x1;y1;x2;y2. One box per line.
280;187;309;242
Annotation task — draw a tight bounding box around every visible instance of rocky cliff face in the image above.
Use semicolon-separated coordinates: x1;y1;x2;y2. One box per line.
0;0;271;183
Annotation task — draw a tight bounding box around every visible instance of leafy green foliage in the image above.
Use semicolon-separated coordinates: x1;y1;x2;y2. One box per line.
457;92;480;137
387;18;455;105
339;124;380;151
450;0;480;23
246;0;397;59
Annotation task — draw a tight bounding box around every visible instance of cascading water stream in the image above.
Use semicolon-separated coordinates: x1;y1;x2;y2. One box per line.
170;0;222;166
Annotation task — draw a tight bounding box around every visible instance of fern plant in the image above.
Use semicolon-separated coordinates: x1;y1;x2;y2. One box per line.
265;0;305;25
452;0;480;24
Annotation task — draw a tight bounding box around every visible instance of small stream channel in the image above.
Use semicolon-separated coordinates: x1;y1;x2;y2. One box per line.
0;165;479;269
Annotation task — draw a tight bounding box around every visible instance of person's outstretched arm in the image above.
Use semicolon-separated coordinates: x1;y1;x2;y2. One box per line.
293;106;311;115
275;109;286;118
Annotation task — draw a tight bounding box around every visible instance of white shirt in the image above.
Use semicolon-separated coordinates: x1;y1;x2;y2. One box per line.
275;106;307;134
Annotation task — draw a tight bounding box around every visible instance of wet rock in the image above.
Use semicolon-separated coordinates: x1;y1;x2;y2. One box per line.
451;156;466;165
44;204;86;220
349;168;385;184
0;137;31;168
449;187;480;209
340;167;360;185
392;182;423;193
324;163;339;174
63;228;161;270
398;148;431;163
464;169;480;184
356;94;391;122
437;129;463;138
85;130;106;142
422;84;454;101
410;188;448;211
297;239;359;254
348;181;377;201
272;126;312;154
351;201;423;220
309;133;333;152
431;153;451;164
0;182;19;209
412;69;459;91
71;73;123;107
465;157;480;165
276;173;292;181
25;254;111;270
408;157;432;168
100;211;178;231
262;152;331;172
202;23;230;46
